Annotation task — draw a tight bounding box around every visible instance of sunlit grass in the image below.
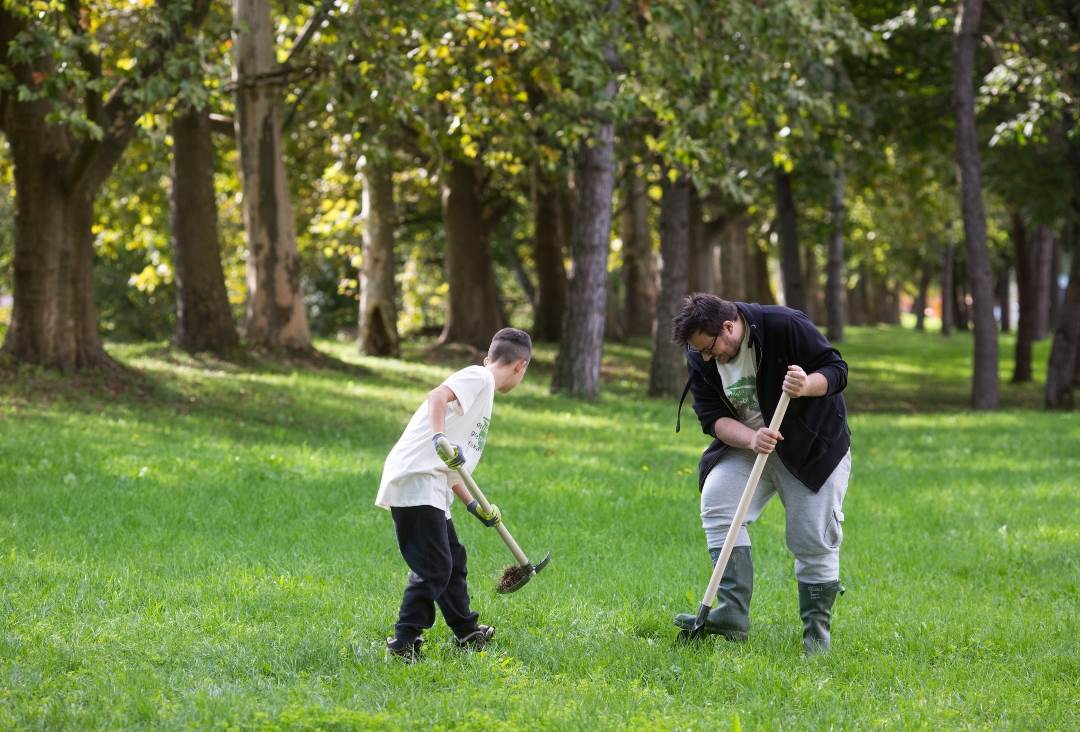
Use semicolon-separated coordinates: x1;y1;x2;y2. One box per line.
1;325;1077;729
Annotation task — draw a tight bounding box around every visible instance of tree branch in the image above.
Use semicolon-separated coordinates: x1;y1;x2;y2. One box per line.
284;0;334;66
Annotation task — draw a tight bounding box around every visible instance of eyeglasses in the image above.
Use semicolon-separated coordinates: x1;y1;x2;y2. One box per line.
687;334;719;357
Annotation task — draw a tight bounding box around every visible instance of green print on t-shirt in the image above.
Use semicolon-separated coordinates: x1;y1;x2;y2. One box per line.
727;376;760;413
468;416;490;454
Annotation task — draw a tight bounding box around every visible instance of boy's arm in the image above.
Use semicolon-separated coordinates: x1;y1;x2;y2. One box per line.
428;385;466;467
451;481;501;526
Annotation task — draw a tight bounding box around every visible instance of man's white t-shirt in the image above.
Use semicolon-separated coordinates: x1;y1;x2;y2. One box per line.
376;365;495;517
715;319;765;429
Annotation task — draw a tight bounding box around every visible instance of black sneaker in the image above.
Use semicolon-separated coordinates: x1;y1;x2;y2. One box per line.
454;625;495;651
386;635;424;663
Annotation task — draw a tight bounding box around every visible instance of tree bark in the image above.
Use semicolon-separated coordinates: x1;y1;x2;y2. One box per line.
358;156;399;357
825;168;846;342
941;243;955;336
1049;233;1062;331
649;173;691;397
1011;211;1035;382
234;0;311;350
686;186;714;294
952;0;998;409
170;106;237;354
913;259;934;332
747;240;776;305
1045;136;1080;409
439;159;503;348
997;261;1011;333
774;168;804;312
720;213;748;302
551;10;620;400
620;163;657;338
533;175;568;342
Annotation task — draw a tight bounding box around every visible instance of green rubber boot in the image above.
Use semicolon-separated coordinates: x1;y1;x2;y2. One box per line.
674;546;753;641
798;580;843;655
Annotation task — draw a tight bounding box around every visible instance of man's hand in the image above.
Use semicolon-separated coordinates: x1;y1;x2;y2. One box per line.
749;427;783;454
432;432;466;469
783;364;809;398
467;500;501;527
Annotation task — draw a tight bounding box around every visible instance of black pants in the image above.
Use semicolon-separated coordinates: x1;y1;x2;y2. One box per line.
391;505;479;643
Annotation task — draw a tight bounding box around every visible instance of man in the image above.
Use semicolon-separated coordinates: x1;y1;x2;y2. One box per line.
671;294;851;654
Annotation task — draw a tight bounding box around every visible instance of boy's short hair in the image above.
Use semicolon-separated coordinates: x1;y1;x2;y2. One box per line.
488;328;532;364
671;293;739;343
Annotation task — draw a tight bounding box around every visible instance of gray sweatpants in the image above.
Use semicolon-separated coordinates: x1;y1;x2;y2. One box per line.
700;448;851;583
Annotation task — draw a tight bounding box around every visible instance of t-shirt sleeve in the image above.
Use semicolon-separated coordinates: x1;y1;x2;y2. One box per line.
442;366;488;415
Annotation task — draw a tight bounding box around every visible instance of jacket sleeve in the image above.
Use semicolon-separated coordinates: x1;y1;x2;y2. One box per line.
688;361;733;437
787;311;848;396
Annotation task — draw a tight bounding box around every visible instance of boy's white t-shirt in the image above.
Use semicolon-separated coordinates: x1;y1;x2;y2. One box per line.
715;320;765;430
376;365;495;517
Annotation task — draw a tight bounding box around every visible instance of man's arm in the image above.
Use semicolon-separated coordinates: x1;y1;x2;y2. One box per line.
713;416;783;454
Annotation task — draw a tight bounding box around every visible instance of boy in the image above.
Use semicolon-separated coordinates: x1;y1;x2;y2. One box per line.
376;327;532;661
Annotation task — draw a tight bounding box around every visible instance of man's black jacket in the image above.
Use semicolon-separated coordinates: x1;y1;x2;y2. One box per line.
676;302;851;493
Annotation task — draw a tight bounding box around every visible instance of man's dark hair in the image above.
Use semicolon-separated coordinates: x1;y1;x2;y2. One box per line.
488;327;532;364
671;293;739;343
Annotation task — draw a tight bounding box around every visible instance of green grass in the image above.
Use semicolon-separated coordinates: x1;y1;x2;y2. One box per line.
1;327;1078;730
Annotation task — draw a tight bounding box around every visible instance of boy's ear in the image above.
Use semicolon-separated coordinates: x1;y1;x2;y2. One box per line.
515;359;529;373
483;355;491;366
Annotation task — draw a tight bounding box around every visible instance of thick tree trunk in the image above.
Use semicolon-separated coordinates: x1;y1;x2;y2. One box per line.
551;79;618;399
1034;225;1053;339
1049;233;1062;331
533;177;568;342
720;213;748;302
941;243;955;335
774;168;804;312
953;0;998;409
649;173;691;397
913;259;933;332
1012;211;1036;382
1045;136;1080;409
0;97;108;369
826;169;846;342
439;159;503;348
234;0;311;350
171;106;238;353
620;164;657;338
687;187;713;294
358;156;399;357
747;241;776;305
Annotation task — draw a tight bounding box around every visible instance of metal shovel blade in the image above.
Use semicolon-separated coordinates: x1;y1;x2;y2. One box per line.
675;603;712;643
496;551;552;594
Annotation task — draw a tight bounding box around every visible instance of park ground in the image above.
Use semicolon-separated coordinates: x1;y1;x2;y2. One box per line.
1;325;1078;730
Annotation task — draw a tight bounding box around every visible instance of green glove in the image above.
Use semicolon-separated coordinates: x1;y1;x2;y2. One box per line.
432;432;466;468
467;500;501;527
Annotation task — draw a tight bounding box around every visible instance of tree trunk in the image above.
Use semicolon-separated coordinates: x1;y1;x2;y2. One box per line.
533;175;568;342
0;97;108;370
1012;211;1035;382
171;106;238;354
234;0;311;350
1049;232;1062;331
941;243;955;336
1034;224;1053;339
913;259;933;332
686;186;713;294
747;241;776;305
720;213;748;302
774;168;804;312
825;169;846;342
953;0;998;409
649;173;691;397
620;163;656;338
439;159;503;348
1045;135;1080;409
358;156;399;357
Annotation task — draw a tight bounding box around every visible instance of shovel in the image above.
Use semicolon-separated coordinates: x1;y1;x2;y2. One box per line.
435;436;551;593
678;391;792;642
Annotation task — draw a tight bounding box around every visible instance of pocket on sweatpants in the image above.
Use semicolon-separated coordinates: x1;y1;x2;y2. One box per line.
824;508;845;549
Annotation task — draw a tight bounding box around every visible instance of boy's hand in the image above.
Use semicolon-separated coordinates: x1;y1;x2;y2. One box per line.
467;500;501;527
432;433;466;468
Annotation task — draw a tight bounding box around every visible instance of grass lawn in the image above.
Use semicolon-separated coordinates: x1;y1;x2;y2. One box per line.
1;326;1078;730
